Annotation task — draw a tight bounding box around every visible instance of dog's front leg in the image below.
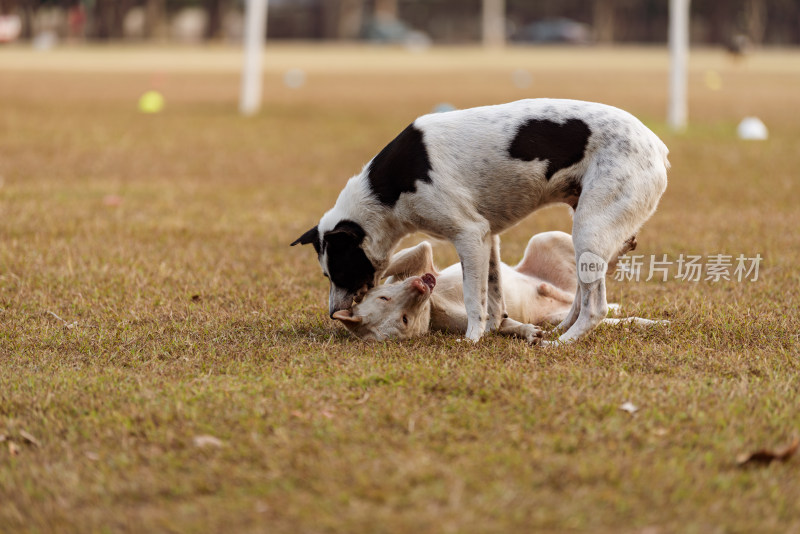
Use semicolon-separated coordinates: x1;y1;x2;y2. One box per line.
497;317;544;345
454;229;492;342
383;241;435;283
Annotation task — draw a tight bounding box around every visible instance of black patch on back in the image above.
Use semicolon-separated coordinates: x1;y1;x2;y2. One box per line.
366;123;432;207
323;220;376;294
508;118;591;179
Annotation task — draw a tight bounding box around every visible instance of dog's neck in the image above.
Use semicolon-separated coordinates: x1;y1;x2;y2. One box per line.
406;298;433;337
328;175;416;277
363;218;412;276
420;298;433;328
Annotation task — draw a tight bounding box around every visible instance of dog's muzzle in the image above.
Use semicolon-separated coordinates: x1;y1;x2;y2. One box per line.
421;273;436;290
410;273;436;295
328;285;362;318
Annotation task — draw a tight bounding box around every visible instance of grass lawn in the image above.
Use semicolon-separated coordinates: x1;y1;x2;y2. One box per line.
1;44;799;533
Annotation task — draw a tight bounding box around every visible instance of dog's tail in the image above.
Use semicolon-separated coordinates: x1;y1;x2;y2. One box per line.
608;235;637;271
537;282;574;304
659;139;671;170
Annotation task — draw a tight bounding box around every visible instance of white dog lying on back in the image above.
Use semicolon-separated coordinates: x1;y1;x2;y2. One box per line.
333;231;665;343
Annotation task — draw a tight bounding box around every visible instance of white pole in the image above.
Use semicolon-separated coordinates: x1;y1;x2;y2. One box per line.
482;0;505;48
668;0;690;131
240;0;268;116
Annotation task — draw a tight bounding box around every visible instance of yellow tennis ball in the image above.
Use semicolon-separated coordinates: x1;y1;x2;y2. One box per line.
138;91;165;113
704;70;722;91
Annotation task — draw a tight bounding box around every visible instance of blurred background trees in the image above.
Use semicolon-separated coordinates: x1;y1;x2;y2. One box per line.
0;0;798;46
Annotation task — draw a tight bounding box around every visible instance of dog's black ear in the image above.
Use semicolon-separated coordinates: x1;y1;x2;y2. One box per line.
324;220;366;245
291;225;319;247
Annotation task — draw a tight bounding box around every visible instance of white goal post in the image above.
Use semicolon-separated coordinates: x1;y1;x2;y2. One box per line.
239;0;691;127
240;0;269;116
668;0;690;130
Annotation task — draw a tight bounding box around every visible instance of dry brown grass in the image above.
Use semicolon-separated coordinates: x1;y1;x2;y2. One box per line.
1;44;799;533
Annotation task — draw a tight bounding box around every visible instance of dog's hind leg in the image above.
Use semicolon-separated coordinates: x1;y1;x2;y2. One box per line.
557;216;636;344
486;235;506;332
454;226;492;342
554;233;637;334
554;288;581;333
512;232;580;333
555;165;665;344
602;303;670;328
515;231;577;293
602;317;670;327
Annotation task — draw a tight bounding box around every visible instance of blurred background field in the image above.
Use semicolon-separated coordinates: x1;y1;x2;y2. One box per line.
2;1;800;532
2;0;800;47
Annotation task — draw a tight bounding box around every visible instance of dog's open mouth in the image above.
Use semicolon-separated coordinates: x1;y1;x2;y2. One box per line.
411;273;437;295
421;273;436;290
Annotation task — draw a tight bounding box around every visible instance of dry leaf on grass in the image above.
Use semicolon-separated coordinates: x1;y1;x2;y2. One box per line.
193;435;224;448
737;436;799;467
102;194;123;207
46;310;78;329
20;430;40;447
8;441;20;455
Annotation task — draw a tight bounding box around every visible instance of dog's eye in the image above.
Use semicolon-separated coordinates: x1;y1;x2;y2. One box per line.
402;315;408;325
379;296;390;301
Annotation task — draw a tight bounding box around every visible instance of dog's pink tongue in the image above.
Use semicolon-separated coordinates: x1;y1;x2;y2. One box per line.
422;273;436;290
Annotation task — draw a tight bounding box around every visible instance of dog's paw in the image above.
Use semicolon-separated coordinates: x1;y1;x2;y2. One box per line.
465;324;484;343
485;315;504;333
519;324;544;345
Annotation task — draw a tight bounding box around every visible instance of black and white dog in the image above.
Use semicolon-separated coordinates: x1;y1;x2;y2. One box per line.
292;99;669;344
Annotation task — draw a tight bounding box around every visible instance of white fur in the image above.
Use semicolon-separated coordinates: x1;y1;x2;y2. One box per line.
334;231;668;343
312;99;669;343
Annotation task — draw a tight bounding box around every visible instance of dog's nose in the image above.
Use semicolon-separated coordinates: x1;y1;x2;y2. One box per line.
329;302;346;318
411;278;428;294
329;286;354;318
